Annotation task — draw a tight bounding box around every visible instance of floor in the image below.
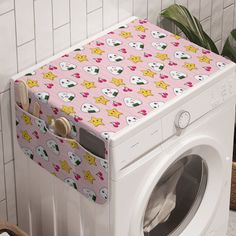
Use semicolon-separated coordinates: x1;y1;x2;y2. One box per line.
228;211;236;236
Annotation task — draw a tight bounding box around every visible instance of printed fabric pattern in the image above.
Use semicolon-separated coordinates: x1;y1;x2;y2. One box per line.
15;105;109;204
15;18;231;141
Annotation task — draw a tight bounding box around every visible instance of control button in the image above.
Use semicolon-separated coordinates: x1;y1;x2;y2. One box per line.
175;110;191;129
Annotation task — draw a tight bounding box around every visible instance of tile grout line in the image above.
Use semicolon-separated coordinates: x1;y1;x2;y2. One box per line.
51;0;55;55
32;0;37;64
69;0;72;47
17;39;35;48
54;22;70;31
0;9;14;17
87;6;103;15
13;0;19;73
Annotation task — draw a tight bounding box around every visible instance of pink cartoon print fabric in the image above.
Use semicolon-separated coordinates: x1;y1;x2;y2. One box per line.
15;18;231;141
15;105;108;204
14;18;232;203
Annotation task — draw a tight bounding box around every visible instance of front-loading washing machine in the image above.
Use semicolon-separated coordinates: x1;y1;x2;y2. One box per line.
11;16;236;236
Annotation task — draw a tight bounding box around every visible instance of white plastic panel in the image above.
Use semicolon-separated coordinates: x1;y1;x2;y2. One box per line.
15;0;34;45
110;118;162;177
0;133;5;202
34;0;53;62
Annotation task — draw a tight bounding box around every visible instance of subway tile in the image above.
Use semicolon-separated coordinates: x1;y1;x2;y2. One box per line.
215;40;222;52
0;134;5;202
15;0;34;45
201;17;211;36
119;0;133;21
52;0;70;29
103;0;119;29
0;11;17;92
211;0;224;42
148;0;161;25
200;0;212;21
134;0;148;19
5;160;17;224
34;0;53;62
70;0;87;45
0;91;13;163
0;0;14;15
54;24;70;54
0;200;7;220
17;40;36;72
224;0;234;8
87;0;102;13
222;5;234;47
188;0;200;18
162;0;174;10
175;0;188;7
87;8;103;37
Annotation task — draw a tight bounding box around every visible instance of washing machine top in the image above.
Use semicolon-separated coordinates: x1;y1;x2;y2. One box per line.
14;18;232;142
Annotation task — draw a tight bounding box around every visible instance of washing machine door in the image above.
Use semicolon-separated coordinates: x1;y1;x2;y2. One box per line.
130;138;228;236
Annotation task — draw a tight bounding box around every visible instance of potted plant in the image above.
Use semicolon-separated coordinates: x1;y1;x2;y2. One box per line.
160;4;236;210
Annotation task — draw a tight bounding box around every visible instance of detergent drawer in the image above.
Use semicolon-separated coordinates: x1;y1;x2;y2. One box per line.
110;118;162;176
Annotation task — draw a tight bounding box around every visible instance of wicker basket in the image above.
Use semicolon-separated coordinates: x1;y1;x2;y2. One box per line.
230;127;236;211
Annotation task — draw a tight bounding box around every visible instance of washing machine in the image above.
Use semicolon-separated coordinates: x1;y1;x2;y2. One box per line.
11;16;236;236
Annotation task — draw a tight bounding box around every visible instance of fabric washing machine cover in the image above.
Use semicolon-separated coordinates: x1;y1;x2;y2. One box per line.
11;16;236;236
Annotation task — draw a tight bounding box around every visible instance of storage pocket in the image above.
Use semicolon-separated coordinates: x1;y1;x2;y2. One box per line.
15;104;109;204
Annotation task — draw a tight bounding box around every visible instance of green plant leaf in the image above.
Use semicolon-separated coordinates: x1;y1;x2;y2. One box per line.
222;29;236;63
161;4;219;54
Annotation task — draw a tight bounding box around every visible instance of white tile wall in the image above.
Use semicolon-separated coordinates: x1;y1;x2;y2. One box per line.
0;0;235;225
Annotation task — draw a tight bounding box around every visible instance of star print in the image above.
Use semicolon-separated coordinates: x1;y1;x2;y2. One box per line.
183;63;197;71
90;47;105;55
61;105;76;115
88;117;104;127
198;55;212;64
142;69;156;78
156;53;169;61
67;140;79;149
138;88;153;97
155;81;170;90
107;108;123;118
94;95;109;105
185;45;198;53
111;78;125;86
119;31;133;39
26;79;39;88
81;80;96;89
60;160;72;174
83;170;95;184
74;53;88;62
84;152;97;166
128;55;143;63
134;25;148;32
172;34;181;40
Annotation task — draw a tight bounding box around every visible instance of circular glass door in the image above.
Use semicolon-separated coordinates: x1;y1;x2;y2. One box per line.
143;155;208;236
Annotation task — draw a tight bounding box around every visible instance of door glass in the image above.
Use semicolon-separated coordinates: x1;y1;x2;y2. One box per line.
143;155;208;236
